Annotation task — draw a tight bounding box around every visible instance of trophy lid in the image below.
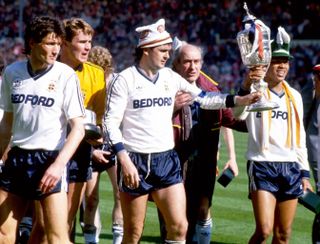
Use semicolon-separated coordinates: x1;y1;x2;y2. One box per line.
242;2;256;22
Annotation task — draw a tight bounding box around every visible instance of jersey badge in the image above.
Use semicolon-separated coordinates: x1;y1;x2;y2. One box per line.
13;79;23;88
48;81;57;92
164;80;169;92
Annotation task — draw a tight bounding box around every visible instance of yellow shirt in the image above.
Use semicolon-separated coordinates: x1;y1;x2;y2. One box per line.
76;62;106;124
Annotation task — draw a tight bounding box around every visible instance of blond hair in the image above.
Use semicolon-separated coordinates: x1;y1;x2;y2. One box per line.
88;46;114;76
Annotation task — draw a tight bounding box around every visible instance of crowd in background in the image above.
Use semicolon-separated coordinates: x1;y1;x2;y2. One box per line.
1;0;320;92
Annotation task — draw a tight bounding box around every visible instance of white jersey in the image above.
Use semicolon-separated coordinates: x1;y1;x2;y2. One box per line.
245;85;309;171
0;60;85;150
105;65;228;153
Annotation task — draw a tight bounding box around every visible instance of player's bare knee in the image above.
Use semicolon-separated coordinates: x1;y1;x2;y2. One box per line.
85;198;99;212
167;220;188;239
124;225;143;243
274;227;292;242
256;224;273;240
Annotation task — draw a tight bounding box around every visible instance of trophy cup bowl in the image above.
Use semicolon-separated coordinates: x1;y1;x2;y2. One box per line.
84;109;102;140
237;3;279;112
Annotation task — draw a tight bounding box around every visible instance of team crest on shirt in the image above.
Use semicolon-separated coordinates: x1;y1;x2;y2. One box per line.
163;80;169;92
13;79;23;88
47;80;57;92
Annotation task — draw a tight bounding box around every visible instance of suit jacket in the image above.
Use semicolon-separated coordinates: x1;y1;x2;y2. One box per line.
172;72;247;165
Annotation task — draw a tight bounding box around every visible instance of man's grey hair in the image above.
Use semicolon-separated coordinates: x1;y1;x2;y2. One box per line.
171;42;204;70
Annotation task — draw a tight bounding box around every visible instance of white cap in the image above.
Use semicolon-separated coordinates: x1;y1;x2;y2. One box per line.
135;19;173;48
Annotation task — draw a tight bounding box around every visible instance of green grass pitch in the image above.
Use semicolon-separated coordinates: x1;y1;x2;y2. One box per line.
75;131;315;243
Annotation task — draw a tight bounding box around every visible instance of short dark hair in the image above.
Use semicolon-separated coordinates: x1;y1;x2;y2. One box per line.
24;16;65;55
134;47;144;63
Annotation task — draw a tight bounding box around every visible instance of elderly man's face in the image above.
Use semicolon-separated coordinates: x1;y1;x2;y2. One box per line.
175;45;202;83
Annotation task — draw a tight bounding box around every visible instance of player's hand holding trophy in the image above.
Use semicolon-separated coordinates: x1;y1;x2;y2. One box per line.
237;2;279;112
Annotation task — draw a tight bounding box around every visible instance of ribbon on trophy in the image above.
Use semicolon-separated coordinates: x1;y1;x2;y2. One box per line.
237;2;279;112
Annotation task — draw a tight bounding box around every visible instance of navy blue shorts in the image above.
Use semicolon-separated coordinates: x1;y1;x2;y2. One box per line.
0;147;63;200
247;160;303;201
92;160;114;173
67;141;92;183
92;144;116;173
118;149;183;195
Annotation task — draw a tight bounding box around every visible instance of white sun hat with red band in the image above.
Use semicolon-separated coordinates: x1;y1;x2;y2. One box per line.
135;19;173;48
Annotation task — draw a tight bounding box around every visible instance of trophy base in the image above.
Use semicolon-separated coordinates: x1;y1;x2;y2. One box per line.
246;101;279;112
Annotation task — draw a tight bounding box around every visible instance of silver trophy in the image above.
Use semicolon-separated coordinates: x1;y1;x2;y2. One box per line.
237;2;279;112
84;109;102;140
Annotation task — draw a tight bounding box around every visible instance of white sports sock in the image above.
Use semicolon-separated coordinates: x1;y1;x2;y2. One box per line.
164;240;186;244
112;224;123;244
195;218;212;244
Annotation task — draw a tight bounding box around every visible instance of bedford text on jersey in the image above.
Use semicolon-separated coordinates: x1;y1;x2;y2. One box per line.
11;94;54;107
133;97;172;108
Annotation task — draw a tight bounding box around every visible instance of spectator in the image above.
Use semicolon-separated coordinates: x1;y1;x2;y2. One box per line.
1;1;320;93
